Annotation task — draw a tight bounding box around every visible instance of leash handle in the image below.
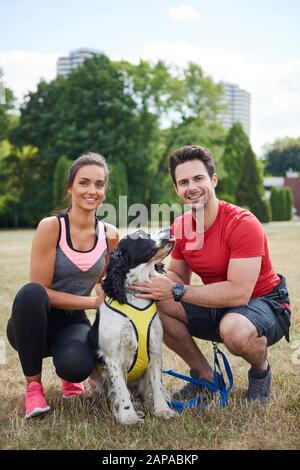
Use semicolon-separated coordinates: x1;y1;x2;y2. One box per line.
162;344;233;411
213;344;233;394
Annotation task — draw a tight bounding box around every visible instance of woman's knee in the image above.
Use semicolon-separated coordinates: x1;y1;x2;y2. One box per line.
14;282;49;307
6;318;16;350
11;282;50;329
54;345;95;382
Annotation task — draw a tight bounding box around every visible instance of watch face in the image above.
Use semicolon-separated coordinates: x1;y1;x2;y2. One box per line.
174;286;183;295
173;284;184;298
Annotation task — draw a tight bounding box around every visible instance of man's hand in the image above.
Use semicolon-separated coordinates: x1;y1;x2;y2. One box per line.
132;274;176;301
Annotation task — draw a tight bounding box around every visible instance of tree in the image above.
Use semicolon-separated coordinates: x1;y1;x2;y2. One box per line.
221;123;250;197
11;54;145;218
0;68;16;140
142;62;225;205
263;137;300;176
236;144;270;222
10;56;226;222
0;143;40;227
53;155;72;209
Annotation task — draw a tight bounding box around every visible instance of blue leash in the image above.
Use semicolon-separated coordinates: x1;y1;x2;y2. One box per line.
162;343;233;412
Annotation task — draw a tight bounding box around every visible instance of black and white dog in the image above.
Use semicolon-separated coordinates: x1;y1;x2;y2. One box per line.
88;228;176;425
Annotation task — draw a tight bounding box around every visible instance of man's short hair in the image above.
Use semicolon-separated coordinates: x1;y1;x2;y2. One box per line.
169;145;216;185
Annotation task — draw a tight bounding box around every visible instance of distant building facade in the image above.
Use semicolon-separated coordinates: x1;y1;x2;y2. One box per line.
57;48;99;76
219;82;251;136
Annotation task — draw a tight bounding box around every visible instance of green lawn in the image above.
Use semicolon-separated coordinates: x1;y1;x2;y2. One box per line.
0;222;299;450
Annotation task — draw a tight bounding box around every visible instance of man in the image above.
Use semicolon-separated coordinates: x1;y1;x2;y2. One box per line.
134;145;291;403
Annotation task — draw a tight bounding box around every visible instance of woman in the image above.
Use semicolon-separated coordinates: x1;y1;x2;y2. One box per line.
7;152;119;418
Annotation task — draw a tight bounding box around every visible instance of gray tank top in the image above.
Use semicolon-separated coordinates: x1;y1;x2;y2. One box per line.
51;214;107;297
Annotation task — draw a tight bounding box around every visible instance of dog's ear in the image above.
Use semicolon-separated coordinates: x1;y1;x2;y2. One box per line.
102;248;128;304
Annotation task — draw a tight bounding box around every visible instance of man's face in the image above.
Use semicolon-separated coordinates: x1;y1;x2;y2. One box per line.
174;160;218;209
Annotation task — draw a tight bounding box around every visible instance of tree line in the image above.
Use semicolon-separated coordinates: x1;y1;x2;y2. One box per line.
0;56;297;228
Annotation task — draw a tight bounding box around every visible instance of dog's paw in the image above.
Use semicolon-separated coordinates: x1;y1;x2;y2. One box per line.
136;409;145;420
117;408;144;425
154;406;177;420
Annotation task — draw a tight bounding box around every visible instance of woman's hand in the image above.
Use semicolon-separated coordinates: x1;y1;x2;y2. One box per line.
93;294;105;309
93;284;105;309
95;283;104;296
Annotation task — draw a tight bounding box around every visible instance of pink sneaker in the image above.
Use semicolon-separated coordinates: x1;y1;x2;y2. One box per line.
25;381;50;419
61;380;84;398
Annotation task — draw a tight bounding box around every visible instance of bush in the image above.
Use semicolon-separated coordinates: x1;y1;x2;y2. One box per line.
283;187;293;221
270;187;292;221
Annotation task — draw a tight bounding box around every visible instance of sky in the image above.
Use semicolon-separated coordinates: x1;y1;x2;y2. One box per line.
0;0;299;156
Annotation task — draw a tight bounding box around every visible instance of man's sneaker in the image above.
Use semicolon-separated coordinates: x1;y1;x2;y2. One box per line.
171;369;222;401
61;380;84;398
246;364;271;404
25;381;50;419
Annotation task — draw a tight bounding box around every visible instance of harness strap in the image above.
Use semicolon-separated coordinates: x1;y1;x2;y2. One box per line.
103;296;157;380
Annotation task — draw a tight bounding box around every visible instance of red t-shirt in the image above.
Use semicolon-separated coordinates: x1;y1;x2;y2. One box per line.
171;200;279;298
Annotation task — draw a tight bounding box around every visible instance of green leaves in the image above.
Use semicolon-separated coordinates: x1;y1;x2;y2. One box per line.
221;123;250;197
2;56;226;226
263;137;300;176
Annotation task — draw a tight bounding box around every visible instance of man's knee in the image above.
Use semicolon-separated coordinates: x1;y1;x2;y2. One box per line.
219;314;259;356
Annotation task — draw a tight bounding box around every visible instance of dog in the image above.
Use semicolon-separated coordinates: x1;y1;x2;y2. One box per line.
88;228;176;425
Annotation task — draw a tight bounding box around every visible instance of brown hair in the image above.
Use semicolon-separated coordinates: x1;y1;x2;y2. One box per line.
169;145;216;185
65;152;109;190
53;152;109;213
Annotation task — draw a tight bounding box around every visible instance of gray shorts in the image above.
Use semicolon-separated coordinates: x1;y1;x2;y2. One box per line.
181;297;291;346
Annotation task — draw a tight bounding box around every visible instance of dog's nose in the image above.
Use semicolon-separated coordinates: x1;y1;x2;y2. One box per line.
161;227;172;240
151;227;171;241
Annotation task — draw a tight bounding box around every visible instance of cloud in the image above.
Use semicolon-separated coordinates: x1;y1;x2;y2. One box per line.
0;50;60;101
169;4;201;22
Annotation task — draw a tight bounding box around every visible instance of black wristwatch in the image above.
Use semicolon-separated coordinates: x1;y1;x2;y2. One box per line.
172;283;186;302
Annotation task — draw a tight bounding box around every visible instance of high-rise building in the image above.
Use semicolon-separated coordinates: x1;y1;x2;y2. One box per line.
219;82;251;136
57;48;99;76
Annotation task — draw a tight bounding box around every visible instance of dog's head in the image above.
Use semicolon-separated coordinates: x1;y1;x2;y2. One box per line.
102;228;175;303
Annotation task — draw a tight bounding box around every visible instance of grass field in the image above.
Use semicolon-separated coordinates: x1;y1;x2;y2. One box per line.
0;222;299;450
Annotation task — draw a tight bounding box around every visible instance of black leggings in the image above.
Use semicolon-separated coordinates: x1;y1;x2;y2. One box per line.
7;283;96;382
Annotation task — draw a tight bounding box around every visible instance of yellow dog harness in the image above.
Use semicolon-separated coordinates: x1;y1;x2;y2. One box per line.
103;295;157;380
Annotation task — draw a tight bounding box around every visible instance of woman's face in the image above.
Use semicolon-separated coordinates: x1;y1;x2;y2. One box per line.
68;165;106;211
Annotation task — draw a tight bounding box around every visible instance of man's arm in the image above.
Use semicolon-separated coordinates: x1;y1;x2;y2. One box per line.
181;257;262;307
166;257;193;285
133;256;262;308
